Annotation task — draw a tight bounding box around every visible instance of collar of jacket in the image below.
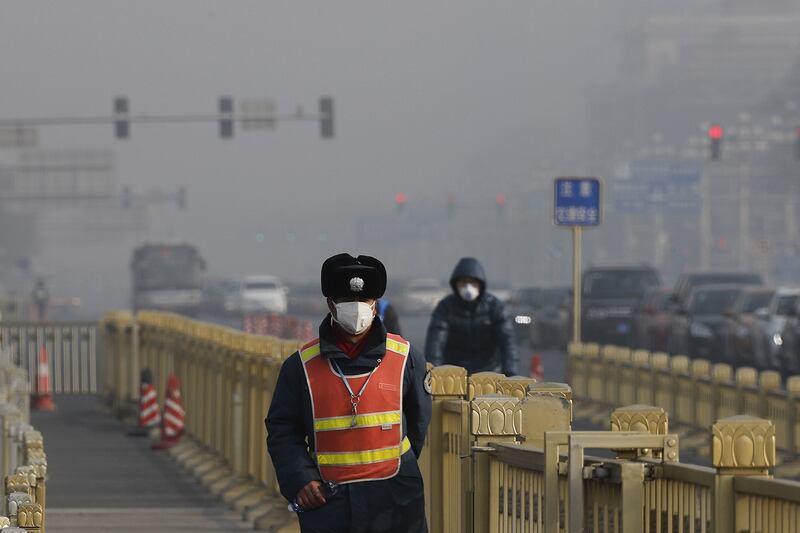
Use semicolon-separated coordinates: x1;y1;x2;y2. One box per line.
318;314;388;368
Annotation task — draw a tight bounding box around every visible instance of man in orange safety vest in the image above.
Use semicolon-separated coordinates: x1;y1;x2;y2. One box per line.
266;253;432;532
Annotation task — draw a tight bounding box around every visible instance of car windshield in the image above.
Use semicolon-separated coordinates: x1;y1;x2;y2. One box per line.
688;273;762;288
583;271;659;297
691;289;740;314
132;247;203;290
776;295;799;315
740;291;773;313
514;288;541;305
245;281;277;290
540;289;568;307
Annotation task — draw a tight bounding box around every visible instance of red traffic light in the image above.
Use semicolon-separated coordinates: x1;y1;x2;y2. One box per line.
495;193;507;206
707;124;724;140
395;193;408;205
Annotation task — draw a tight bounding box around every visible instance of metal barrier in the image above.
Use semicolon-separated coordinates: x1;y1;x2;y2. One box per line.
0;322;99;395
102;312;800;532
0;349;48;532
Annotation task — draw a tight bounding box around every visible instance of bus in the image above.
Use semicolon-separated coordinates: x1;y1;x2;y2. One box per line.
131;243;205;315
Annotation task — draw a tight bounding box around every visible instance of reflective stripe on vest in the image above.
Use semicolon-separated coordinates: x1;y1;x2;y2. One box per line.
300;334;410;484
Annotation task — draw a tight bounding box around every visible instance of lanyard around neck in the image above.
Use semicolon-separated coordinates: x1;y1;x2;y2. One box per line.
330;358;378;401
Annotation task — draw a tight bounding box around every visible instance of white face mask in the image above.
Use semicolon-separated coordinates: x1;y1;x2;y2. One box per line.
333;301;375;335
458;283;480;302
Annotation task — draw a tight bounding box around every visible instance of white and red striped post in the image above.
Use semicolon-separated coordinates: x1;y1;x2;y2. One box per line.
32;346;56;411
152;374;185;450
138;382;161;429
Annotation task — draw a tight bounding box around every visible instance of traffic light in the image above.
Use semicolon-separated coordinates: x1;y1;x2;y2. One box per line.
320;97;334;139
447;193;456;216
495;193;507;213
114;97;129;139
121;185;132;208
176;186;186;210
219;97;234;139
708;124;724;160
395;192;408;212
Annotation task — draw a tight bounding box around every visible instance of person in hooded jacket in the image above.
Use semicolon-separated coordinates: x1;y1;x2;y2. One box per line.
425;257;518;376
266;253;431;533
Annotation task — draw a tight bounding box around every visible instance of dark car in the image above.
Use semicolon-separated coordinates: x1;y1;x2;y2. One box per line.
765;289;800;374
507;287;570;348
632;287;673;352
668;284;743;361
718;287;774;369
581;266;661;346
672;272;762;307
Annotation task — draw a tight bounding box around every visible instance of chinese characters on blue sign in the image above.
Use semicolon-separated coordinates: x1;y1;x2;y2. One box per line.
554;177;602;226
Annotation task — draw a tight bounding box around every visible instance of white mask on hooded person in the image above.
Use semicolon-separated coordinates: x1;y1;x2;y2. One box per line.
333;301;375;335
458;283;480;302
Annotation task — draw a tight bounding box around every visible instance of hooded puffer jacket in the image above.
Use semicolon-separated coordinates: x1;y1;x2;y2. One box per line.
424;258;518;375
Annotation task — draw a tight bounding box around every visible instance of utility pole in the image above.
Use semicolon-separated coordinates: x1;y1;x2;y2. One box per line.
738;158;751;272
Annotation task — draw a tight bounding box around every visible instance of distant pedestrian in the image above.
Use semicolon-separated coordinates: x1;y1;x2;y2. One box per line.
377;298;403;336
425;257;518;375
31;278;49;321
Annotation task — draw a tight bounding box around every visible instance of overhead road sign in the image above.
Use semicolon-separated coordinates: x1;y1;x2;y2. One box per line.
612;160;702;214
0;127;38;148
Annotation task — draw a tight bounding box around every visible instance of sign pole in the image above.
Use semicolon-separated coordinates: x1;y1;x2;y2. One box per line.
572;226;582;344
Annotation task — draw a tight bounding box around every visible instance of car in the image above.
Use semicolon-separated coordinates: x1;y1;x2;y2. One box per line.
237;275;288;314
718;287;774;369
765;288;800;373
490;282;513;303
668;284;743;361
580;266;661;346
201;278;241;316
507;287;570;348
631;287;673;352
672;272;762;307
398;278;448;314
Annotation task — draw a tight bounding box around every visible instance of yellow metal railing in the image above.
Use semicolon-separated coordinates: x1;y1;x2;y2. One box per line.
103;312;800;533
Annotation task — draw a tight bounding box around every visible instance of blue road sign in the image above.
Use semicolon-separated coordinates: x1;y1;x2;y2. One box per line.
612;160;702;214
554;177;602;227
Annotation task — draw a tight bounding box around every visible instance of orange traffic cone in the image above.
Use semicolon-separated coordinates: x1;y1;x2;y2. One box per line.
530;354;544;382
152;375;185;450
32;346;56;411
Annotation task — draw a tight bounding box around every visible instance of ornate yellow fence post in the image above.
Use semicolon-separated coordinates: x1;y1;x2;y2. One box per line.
523;383;573;449
471;395;523;533
610;404;671;460
711;415;775;531
427;365;467;533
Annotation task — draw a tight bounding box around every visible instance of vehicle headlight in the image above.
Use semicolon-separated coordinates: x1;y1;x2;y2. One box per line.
690;322;713;339
514;315;532;325
773;333;783;347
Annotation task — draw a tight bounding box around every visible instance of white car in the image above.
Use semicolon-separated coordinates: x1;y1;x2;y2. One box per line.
238;276;288;314
400;279;448;314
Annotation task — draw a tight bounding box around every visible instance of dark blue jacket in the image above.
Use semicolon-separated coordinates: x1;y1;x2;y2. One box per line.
266;316;431;533
425;257;518;375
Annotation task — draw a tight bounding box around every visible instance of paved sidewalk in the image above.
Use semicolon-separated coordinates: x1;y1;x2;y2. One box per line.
32;395;251;531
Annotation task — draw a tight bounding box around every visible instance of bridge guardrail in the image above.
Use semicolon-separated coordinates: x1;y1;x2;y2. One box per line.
103;311;800;532
0;348;47;532
0;322;99;395
568;341;800;465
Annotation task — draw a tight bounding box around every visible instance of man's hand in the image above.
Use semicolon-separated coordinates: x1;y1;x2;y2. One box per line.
296;480;327;510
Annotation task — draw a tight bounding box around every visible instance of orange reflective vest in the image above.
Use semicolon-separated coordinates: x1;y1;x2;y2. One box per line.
299;333;411;484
